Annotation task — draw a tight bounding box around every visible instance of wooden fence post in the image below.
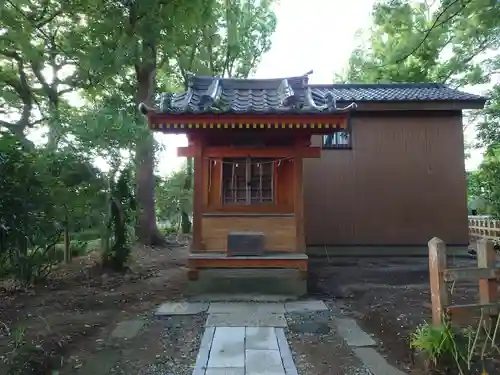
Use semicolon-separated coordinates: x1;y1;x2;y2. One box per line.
428;237;450;326
477;239;498;313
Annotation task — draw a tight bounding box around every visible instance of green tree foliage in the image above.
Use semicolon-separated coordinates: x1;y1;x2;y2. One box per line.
0;0;94;147
172;0;277;233
467;147;500;218
156;163;193;233
343;0;500;85
0;0;277;283
476;84;500;149
342;0;500;217
0;132;103;284
472;84;500;216
102;168;136;271
175;0;277;82
70;0;278;244
0;133;60;283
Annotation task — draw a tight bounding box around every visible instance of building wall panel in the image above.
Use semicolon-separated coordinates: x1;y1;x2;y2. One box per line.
201;215;297;252
303;111;468;246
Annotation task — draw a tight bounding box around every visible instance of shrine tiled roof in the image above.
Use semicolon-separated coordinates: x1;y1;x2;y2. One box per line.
139;72;486;116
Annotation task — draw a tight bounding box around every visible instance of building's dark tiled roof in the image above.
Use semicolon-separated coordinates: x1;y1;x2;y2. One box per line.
142;73;486;116
312;83;485;102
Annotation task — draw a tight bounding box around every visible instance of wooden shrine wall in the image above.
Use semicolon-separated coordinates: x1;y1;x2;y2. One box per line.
199;155;299;253
202;157;295;212
201;215;296;252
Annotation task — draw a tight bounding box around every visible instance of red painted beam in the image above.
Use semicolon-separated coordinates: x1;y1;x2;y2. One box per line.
177;146;321;158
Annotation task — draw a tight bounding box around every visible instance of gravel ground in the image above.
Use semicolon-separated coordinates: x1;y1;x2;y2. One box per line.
63;314;206;375
285;310;372;375
309;256;500;374
113;314;206;375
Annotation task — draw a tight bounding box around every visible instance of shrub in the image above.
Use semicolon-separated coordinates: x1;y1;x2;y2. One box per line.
160;226;178;236
101;168;135;271
411;317;499;375
72;229;101;242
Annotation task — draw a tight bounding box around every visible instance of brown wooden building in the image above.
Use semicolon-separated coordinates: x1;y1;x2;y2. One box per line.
140;73;486;294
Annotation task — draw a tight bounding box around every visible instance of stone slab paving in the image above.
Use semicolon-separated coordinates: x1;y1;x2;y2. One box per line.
284;300;329;313
208;327;246;368
275;328;299;375
246;348;285;375
205;368;245;375
196;327;287;375
110;319;145;339
330;310;408;375
333;317;377;347
245;327;279;350
156;301;209;316
354;347;407;375
208;302;286;314
152;299;408;375
205;312;287;327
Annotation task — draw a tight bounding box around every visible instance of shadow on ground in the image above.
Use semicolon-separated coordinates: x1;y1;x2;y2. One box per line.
307;255;498;374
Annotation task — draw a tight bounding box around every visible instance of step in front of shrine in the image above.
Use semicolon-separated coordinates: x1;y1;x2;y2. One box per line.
186;253;308;297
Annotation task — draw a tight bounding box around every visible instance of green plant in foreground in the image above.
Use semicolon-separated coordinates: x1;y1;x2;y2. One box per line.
410;321;459;366
411;313;500;375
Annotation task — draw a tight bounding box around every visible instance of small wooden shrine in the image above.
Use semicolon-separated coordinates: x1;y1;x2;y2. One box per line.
140;72;356;295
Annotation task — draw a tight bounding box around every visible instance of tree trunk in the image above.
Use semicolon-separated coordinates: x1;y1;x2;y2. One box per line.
63;223;71;264
134;41;164;246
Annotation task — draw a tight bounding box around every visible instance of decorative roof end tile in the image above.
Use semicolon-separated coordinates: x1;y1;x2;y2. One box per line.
198;77;221;110
278;79;299;107
138;102;159;116
160;93;173;112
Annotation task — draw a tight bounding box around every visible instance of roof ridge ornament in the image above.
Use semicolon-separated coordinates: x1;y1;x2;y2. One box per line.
305;88;358;112
138;102;159;116
304;87;328;111
160;92;174;112
278;79;299;107
198;77;221;111
185;71;196;87
302;70;313;77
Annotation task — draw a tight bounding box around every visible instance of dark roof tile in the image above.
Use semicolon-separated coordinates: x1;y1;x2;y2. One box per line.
151;75;486;115
313;83;484;102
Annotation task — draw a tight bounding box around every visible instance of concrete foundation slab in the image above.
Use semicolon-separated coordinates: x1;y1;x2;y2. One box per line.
206;313;287;327
187;269;307;297
334;317;376;347
284;300;329;313
307;245;469;258
155;302;208;316
189;294;296;302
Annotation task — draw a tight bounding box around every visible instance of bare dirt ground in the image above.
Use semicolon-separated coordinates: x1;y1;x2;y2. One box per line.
308;255;500;375
4;246;498;375
0;244;199;375
285;309;373;375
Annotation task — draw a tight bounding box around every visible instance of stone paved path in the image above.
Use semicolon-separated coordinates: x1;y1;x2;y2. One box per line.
155;299;408;375
194;326;297;375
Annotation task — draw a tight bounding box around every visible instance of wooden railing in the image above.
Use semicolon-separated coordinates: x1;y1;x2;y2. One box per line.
469;215;500;241
428;237;499;326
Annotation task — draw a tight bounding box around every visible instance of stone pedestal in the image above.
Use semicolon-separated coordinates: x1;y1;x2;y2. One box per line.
227;231;265;256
